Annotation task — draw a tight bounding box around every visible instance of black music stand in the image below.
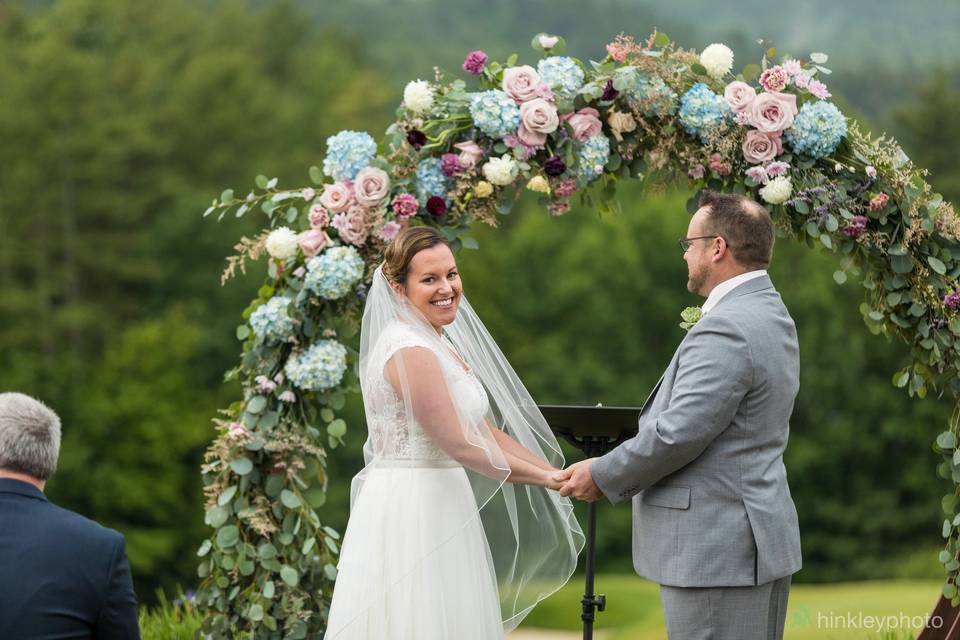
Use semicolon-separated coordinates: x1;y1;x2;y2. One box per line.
538;404;639;640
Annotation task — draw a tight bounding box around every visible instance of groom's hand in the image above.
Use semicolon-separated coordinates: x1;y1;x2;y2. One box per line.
555;459;603;502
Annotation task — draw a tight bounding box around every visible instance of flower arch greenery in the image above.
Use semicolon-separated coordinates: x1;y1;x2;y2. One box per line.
195;31;960;638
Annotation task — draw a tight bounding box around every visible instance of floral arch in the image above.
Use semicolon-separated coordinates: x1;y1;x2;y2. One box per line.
195;31;960;638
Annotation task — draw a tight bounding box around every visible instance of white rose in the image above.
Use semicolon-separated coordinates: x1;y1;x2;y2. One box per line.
265;227;299;260
482;155;519;186
699;43;734;79
538;34;560;49
403;79;434;114
759;176;793;205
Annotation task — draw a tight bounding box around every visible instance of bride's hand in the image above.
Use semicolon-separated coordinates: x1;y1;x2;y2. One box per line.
541;468;566;491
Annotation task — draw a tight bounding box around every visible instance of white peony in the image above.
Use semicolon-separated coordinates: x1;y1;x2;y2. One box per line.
403;79;434;114
759;176;793;205
699;43;734;79
482;155;519;186
265;227;299;260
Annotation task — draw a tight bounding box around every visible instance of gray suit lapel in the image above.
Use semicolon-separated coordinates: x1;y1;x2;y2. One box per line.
637;276;773;419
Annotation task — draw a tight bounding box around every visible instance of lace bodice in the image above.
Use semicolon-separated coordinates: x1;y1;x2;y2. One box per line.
363;322;489;460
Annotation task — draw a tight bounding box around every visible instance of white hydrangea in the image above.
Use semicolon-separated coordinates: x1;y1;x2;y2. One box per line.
699;43;734;79
403;80;434;114
482;155;519;186
759;176;793;205
265;227;299;260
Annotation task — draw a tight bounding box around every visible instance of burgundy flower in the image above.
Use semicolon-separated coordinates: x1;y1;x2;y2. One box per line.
945;291;960;310
544;156;566;177
440;153;462;177
426;196;447;217
600;79;620;102
407;129;427;150
843;215;868;238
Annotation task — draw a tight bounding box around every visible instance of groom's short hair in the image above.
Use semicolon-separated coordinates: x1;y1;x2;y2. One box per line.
0;392;61;480
699;191;774;269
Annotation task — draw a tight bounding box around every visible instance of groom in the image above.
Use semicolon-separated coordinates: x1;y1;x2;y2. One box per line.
557;191;801;640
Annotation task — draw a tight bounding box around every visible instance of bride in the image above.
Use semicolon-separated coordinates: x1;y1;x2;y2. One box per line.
323;226;584;639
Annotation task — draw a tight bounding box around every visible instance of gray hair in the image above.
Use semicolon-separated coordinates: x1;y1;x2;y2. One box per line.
0;392;61;480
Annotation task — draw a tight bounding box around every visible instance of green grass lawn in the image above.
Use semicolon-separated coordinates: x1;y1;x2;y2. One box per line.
139;577;943;639
520;576;943;640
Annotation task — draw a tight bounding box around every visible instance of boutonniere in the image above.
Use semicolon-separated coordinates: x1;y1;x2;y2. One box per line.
679;306;703;331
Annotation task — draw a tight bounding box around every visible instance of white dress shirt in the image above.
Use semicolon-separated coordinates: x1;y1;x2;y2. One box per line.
701;270;768;314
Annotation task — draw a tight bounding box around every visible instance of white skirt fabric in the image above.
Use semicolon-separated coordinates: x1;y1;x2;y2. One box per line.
323;461;505;640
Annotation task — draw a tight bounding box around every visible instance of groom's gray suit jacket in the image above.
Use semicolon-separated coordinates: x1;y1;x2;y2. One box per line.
592;275;802;588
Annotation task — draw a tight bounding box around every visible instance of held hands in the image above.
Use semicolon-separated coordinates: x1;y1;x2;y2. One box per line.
552;458;603;502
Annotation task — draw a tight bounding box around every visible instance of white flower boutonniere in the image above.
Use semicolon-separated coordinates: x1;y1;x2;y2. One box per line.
680;306;703;331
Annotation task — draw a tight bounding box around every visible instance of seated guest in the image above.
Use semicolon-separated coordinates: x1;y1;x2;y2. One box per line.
0;392;140;639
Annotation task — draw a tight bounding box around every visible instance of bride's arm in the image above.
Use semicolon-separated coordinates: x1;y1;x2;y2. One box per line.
385;347;558;488
486;423;556;473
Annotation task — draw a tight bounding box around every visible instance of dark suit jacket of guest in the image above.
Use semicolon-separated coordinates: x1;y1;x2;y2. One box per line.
0;478;140;639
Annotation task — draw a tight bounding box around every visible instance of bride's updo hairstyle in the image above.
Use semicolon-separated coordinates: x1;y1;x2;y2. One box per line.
381;226;451;285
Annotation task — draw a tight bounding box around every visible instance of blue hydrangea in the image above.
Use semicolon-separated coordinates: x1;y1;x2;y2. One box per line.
249;296;294;343
468;90;520;139
578;134;610;182
537;56;585;100
784;101;848;159
303;246;365;300
620;69;677;118
284;340;348;392
415;157;453;205
678;83;730;142
322;130;377;181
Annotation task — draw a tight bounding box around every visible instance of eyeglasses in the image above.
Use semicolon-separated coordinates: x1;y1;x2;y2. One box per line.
678;235;720;252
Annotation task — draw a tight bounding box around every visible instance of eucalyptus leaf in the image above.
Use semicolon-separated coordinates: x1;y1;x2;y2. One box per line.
217;525;240;549
281;489;302;509
218;485;238;507
231;458;254;476
280;566;299;587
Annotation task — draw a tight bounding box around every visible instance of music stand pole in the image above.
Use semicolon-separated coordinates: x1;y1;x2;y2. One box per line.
580;438;606;640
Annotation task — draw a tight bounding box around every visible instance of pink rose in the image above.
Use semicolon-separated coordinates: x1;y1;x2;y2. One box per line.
453;140;484;170
353;167;391;207
564;107;602;142
319;181;354;213
332;205;369;246
517;124;545;147
502;65;541;103
759;66;789;92
742;130;783;164
746;92;797;133
390;193;419;219
309;204;330;229
517;98;559;146
724;81;756;113
297;229;331;257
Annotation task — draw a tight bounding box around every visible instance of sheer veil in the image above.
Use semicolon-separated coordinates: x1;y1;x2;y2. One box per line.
348;265;584;632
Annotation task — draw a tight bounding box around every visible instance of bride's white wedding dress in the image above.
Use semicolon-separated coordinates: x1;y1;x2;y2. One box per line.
323;322;504;639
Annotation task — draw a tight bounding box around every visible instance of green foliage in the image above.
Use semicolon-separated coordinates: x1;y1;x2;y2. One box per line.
138;589;202;640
